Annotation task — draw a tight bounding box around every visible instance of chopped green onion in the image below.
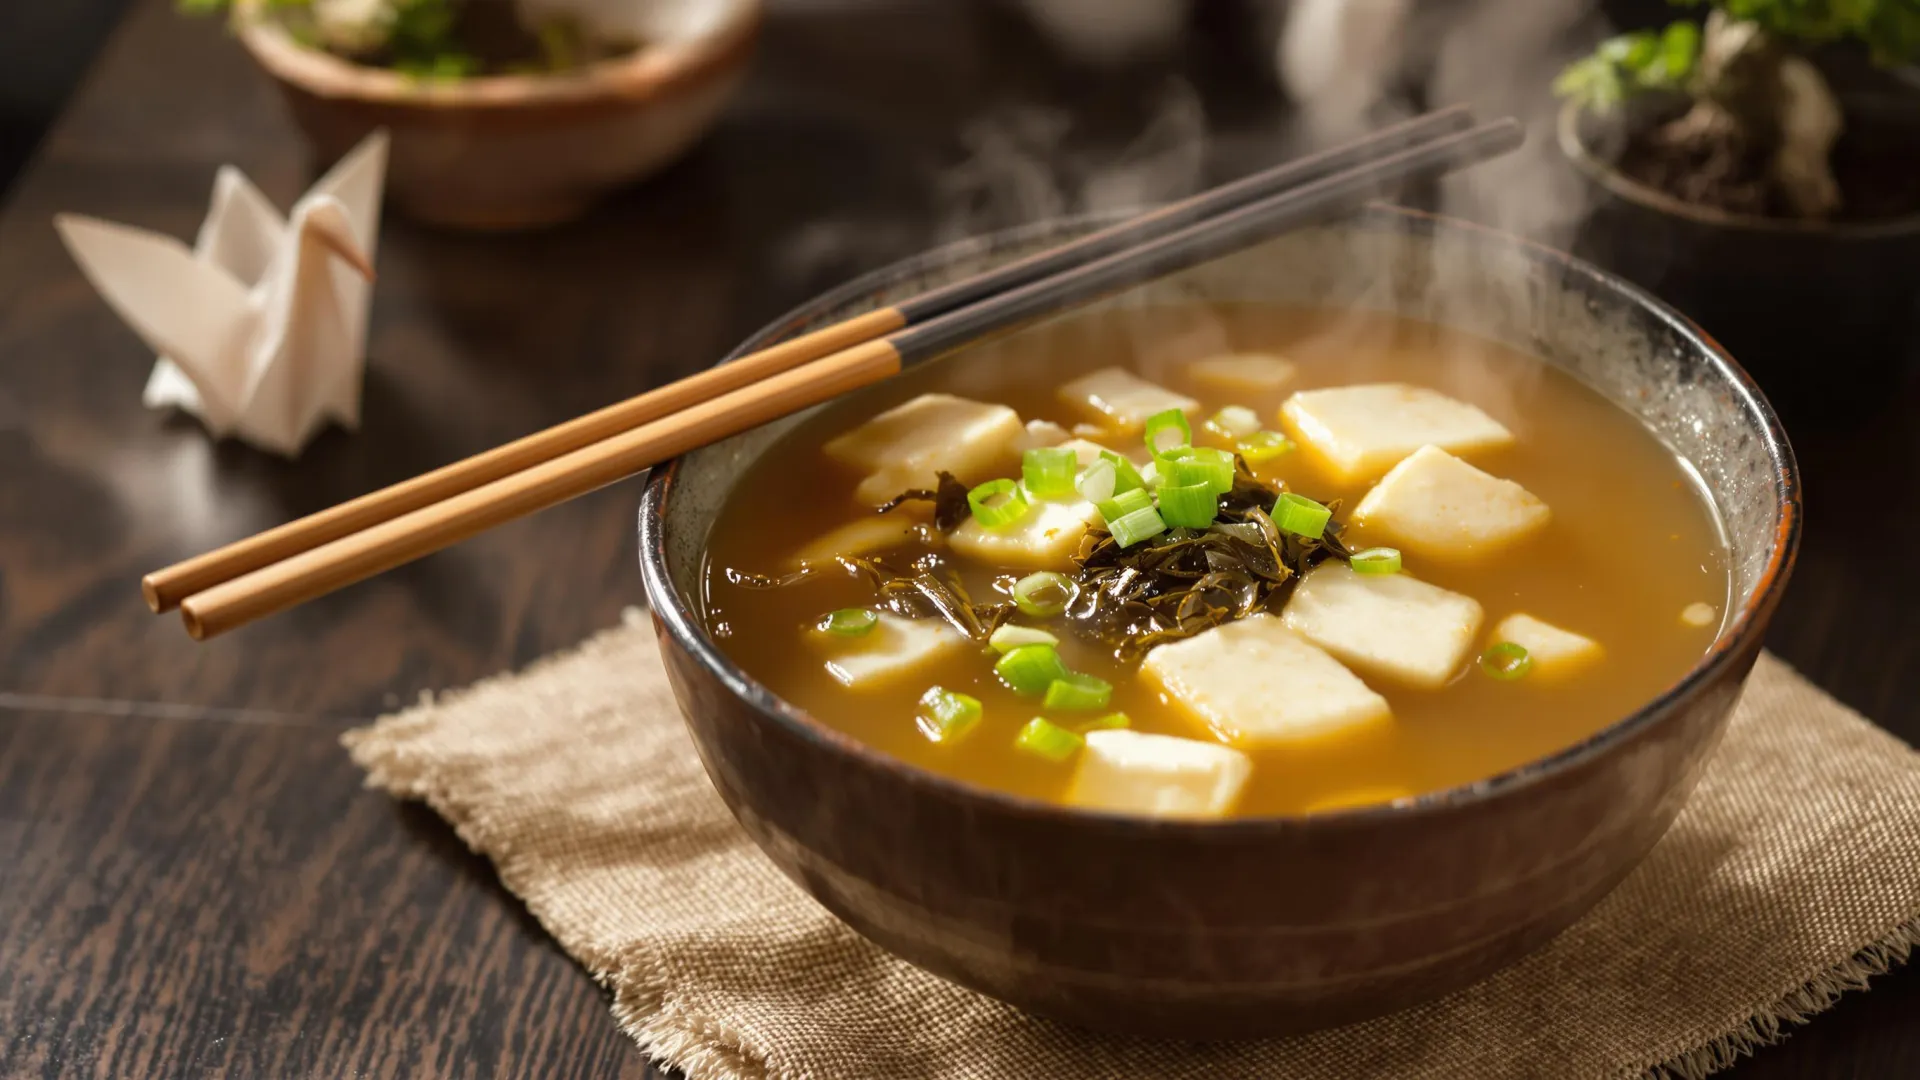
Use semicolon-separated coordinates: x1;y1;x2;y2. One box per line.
1075;458;1117;504
815;608;878;636
1160;446;1234;495
990;624;1060;653
1480;642;1533;681
1014;717;1084;763
995;643;1070;696
1043;672;1113;711
967;478;1031;530
1012;571;1077;617
1100;450;1146;495
1350;547;1402;575
1206;405;1261;439
1095;486;1154;524
1142;408;1192;459
1107;505;1167;548
1272;492;1331;538
1080;712;1131;732
915;686;983;744
1156;481;1219;529
1021;447;1079;499
1238;430;1296;463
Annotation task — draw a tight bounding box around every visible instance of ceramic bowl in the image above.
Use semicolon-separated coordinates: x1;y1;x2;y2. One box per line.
236;0;759;230
637;206;1801;1038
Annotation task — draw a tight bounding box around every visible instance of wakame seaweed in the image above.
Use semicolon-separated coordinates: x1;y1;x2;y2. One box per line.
877;471;972;533
845;552;1014;641
1065;456;1350;660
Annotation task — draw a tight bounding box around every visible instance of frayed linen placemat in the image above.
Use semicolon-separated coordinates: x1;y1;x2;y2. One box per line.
345;610;1920;1080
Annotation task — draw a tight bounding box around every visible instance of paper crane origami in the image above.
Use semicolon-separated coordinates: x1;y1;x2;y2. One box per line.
55;131;388;457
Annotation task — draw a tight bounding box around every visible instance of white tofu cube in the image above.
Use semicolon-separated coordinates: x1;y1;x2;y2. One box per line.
1055;437;1116;469
1281;562;1483;690
1280;383;1514;482
1490;613;1603;679
1067;729;1253;819
950;499;1101;569
813;614;967;689
823;393;1024;506
1352;445;1551;562
787;515;929;570
1011;419;1070;453
1189;353;1297;394
1058;367;1199;432
1141;614;1392;748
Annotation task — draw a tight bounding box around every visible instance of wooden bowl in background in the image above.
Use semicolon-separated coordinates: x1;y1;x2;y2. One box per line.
236;0;760;230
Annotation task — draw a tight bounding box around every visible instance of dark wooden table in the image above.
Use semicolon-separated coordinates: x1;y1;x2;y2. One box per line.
2;2;1915;1076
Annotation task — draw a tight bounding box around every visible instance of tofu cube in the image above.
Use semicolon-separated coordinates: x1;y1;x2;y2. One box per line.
1189;353;1298;394
1352;445;1551;562
1056;437;1116;469
1066;729;1253;819
1490;613;1603;679
1281;562;1484;689
823;393;1024;505
1011;419;1071;453
787;515;929;570
1058;367;1199;432
1141;614;1392;748
950;499;1101;569
813;614;967;689
1280;383;1514;482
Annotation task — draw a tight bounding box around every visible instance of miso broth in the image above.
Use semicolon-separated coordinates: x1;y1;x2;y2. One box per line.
702;303;1730;818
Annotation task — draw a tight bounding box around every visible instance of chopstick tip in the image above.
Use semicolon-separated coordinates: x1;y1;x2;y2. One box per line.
141;574;168;613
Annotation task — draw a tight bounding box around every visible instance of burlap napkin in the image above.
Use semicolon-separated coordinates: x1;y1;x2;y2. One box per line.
345;609;1920;1080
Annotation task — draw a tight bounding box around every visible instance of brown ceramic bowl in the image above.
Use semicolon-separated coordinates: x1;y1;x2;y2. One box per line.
235;0;759;230
638;206;1801;1038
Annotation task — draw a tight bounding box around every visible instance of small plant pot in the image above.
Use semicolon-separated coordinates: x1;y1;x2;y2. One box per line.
1557;97;1920;423
236;0;760;230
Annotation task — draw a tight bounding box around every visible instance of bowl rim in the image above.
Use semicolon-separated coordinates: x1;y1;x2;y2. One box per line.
232;0;761;111
638;204;1803;833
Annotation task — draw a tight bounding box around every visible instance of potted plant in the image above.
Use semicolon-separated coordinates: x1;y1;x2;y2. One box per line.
1554;0;1920;419
186;0;761;229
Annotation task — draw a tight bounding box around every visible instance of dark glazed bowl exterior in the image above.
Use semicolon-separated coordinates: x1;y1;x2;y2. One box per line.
638;207;1801;1038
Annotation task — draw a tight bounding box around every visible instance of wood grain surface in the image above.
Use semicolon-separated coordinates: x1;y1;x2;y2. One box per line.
1;0;1914;1077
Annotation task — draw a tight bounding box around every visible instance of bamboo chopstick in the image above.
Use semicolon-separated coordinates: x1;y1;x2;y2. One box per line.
140;106;1476;614
170;117;1523;640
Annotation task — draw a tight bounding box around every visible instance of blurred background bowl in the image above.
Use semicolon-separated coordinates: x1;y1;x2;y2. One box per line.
236;0;759;230
637;206;1801;1038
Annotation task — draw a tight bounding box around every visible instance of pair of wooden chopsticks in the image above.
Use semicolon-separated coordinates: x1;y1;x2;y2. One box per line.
147;107;1522;640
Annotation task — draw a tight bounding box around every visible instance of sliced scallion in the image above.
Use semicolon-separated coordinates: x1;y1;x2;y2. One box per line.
1161;446;1234;495
1042;672;1113;711
967;478;1031;530
1206;404;1261;439
1012;571;1077;618
816;608;878;636
915;686;983;744
1350;547;1402;575
1080;712;1131;732
1142;408;1192;460
1480;642;1532;681
1021;447;1079;500
1075;457;1117;504
1156;481;1219;529
994;643;1070;697
989;624;1060;653
1272;492;1331;538
1095;486;1154;524
1100;450;1147;495
1107;504;1167;548
1014;717;1084;763
1238;430;1296;463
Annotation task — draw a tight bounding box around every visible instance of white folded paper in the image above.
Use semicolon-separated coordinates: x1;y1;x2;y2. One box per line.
55;131;389;457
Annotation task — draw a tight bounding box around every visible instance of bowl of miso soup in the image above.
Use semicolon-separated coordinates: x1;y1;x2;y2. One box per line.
639;205;1800;1038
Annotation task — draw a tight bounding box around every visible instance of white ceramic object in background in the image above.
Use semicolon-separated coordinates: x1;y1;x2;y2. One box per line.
235;0;761;230
54;132;388;457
